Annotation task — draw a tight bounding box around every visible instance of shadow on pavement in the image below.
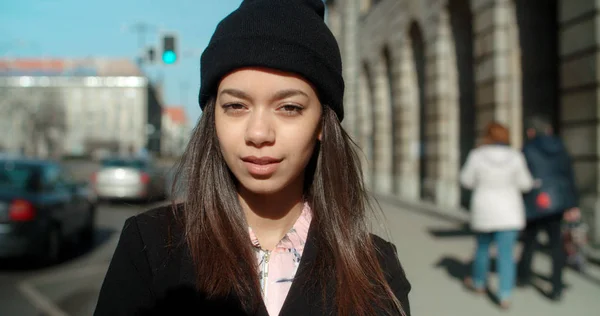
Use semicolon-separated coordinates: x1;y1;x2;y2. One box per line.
435;255;595;306
435;256;472;282
428;223;475;238
429;226;600;287
527;271;577;300
435;256;513;308
0;227;116;271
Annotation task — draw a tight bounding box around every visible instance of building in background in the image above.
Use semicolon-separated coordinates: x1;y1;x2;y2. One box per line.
161;106;190;158
327;0;600;247
0;58;163;159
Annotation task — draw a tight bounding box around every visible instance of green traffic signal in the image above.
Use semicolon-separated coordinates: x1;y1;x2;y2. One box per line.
162;34;177;65
162;51;177;64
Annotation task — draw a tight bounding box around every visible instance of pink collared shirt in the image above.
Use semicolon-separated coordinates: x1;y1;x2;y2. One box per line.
248;202;312;316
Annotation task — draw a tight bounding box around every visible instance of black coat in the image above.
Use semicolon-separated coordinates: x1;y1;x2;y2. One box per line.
522;135;578;220
93;206;411;316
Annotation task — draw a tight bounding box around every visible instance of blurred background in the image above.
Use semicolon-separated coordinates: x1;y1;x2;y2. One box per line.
1;0;599;315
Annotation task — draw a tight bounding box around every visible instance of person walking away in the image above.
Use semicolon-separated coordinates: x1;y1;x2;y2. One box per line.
460;122;534;309
518;115;580;301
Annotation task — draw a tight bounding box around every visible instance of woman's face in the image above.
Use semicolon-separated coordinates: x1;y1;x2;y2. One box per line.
215;68;322;195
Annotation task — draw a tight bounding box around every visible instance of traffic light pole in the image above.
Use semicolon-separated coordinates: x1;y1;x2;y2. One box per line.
124;22;159;68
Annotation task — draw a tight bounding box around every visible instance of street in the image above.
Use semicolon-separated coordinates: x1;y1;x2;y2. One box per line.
0;199;167;316
0;196;598;316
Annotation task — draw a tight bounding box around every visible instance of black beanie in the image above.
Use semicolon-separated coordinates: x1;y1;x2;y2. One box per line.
199;0;345;121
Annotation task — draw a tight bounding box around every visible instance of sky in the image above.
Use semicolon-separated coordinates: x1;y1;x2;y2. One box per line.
0;0;244;123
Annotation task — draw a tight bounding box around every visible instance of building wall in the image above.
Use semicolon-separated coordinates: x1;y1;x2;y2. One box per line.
160;116;189;158
64;85;147;155
328;0;600;245
0;76;152;158
557;0;600;245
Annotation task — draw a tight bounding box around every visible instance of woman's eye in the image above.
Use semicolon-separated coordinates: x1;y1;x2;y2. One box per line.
279;104;303;115
222;103;246;114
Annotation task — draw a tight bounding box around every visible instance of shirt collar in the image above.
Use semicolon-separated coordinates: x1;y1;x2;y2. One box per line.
248;202;312;251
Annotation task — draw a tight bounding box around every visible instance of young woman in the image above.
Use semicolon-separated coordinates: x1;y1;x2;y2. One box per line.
93;1;411;315
460;122;534;309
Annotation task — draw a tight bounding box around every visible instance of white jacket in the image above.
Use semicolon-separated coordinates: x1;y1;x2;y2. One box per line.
460;144;534;232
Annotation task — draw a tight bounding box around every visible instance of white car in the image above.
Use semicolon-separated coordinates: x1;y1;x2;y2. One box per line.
92;157;166;202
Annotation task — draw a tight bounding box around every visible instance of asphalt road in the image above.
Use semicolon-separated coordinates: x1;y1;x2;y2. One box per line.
0;159;175;316
0;199;169;316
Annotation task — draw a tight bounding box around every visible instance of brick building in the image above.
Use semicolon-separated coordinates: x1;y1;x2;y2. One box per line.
326;0;600;246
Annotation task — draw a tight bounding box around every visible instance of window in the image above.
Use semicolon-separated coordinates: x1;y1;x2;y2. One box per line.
0;162;41;193
42;165;72;192
101;158;147;170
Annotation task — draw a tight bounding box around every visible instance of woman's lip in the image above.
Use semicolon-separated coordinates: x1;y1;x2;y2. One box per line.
241;156;283;165
243;161;280;177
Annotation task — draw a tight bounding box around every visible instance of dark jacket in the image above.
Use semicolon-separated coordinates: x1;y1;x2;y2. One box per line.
93;205;411;316
522;135;578;220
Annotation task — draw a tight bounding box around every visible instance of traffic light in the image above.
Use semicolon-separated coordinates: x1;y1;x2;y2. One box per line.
162;34;177;65
147;47;156;63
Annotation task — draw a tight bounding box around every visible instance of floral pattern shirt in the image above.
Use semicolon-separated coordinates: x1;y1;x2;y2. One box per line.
248;202;312;316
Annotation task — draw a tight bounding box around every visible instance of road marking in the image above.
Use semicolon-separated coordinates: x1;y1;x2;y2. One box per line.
18;282;69;316
18;263;110;316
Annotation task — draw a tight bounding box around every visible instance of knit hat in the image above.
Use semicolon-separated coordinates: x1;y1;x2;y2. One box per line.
198;0;345;121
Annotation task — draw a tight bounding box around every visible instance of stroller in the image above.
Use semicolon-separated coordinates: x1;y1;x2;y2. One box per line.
562;218;588;272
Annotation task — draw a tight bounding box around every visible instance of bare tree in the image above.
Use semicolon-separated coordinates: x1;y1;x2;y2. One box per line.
32;88;67;159
0;86;27;153
0;86;67;159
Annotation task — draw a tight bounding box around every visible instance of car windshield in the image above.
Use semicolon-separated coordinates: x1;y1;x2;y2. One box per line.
0;161;41;193
101;158;147;169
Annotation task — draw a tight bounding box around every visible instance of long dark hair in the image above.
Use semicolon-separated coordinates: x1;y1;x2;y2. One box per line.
170;99;404;316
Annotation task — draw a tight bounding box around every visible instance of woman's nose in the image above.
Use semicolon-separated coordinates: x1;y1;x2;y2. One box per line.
244;110;275;147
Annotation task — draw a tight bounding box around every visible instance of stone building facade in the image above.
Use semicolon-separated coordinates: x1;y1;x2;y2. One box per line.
326;0;600;246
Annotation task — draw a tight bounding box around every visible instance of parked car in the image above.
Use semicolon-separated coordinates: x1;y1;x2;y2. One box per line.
92;156;166;202
0;157;96;263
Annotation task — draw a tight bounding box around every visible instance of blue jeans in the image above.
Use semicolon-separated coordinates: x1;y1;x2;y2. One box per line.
472;230;519;301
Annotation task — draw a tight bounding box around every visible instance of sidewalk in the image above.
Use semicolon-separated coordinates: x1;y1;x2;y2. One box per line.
373;195;600;316
377;193;600;263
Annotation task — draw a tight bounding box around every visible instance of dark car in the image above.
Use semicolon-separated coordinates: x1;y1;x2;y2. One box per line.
0;157;96;264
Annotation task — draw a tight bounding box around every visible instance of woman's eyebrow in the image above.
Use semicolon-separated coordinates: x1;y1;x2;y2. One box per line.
219;88;309;101
273;89;309;100
219;88;251;100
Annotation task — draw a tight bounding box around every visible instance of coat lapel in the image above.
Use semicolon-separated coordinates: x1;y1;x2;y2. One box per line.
177;222;331;316
278;221;334;316
178;243;271;316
